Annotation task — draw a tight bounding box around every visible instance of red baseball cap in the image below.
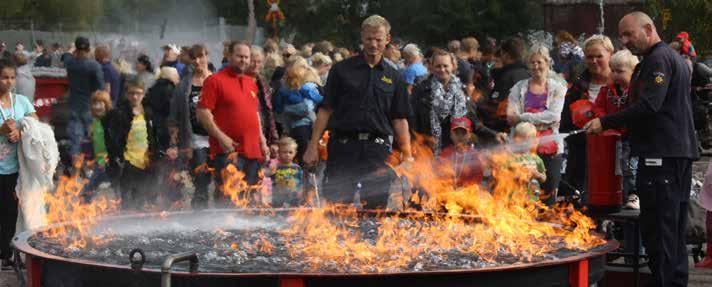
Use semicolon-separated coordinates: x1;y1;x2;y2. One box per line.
450;117;473;132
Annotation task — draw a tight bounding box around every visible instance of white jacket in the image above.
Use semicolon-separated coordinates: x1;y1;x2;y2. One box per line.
506;77;568;154
16;117;59;232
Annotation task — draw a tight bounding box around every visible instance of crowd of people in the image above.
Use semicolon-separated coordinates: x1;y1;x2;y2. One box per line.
0;11;710;287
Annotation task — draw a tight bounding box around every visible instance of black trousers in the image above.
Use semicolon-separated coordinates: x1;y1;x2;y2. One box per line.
0;173;18;260
562;141;586;197
637;158;691;287
324;138;394;209
190;147;211;210
540;153;563;206
119;164;154;210
289;125;312;165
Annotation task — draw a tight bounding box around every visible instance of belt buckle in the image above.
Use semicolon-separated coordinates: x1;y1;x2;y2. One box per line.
358;133;369;140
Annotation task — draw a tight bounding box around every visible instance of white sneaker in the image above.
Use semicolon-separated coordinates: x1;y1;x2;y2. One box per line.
625;194;639;210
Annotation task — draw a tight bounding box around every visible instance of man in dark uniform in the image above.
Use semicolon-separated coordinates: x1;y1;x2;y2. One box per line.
303;15;412;209
585;11;698;287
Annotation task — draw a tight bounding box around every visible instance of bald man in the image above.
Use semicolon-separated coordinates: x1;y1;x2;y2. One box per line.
585;11;697;287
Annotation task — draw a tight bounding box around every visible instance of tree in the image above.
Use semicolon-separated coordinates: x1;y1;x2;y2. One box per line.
648;0;712;57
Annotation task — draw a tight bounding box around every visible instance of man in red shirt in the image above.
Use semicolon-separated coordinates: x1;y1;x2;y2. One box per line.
197;41;268;206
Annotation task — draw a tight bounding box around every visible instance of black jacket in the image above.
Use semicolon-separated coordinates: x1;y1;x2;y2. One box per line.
477;60;529;132
103;99;160;176
145;78;176;149
601;42;698;159
560;71;593;147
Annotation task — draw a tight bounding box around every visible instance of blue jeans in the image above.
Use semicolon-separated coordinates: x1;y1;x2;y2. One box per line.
210;154;261;208
66;111;93;157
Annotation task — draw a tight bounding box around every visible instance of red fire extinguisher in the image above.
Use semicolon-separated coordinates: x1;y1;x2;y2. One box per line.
586;130;623;213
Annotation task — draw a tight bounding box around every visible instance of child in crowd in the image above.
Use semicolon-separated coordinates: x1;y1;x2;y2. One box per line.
266;137;303;207
439;117;483;189
509;122;547;201
593;49;639;209
260;141;281;206
104;80;158;210
84;90;112;201
273;61;323;162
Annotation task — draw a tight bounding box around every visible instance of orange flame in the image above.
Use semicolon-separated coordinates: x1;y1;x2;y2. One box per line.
41;169;119;249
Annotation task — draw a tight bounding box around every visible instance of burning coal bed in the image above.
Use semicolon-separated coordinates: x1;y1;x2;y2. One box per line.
27;210;606;274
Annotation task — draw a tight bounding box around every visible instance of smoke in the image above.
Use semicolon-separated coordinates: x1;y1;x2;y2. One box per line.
91;211;284;236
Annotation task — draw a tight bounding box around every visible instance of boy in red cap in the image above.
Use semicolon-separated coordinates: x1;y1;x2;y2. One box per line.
439;117;483;188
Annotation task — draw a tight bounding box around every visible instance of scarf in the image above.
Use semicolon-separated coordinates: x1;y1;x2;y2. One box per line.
429;76;467;155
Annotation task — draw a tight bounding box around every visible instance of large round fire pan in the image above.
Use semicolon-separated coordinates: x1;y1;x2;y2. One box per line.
13;208;618;287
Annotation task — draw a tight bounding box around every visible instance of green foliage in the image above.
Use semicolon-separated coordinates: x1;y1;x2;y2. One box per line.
212;0;543;47
647;0;712;57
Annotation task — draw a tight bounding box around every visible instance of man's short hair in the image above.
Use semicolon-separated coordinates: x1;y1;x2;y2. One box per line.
500;37;525;61
461;37;480;52
227;41;250;54
361;15;391;33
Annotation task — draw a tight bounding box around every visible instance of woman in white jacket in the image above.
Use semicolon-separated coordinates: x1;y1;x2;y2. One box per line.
0;58;37;269
506;44;567;206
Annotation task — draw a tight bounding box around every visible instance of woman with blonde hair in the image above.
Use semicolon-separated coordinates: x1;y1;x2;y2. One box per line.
507;44;567;205
560;34;615;199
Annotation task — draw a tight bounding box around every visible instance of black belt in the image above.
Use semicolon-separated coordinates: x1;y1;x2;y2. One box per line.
333;131;389;145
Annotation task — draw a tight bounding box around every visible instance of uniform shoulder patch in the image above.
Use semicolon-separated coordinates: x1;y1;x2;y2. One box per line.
653;71;665;85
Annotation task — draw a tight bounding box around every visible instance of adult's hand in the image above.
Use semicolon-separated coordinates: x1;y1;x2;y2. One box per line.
7;129;19;143
0;119;14;135
584;118;603;134
495;132;508;144
166;147;179;160
303;143;319;167
261;142;270;159
218;134;236;153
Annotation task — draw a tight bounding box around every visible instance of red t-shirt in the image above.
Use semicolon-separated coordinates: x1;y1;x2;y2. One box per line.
199;68;263;160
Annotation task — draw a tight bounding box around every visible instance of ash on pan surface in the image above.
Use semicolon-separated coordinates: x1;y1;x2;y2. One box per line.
28;211;606;274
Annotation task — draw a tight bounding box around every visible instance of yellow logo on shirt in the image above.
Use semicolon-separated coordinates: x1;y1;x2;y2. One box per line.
655;75;663;84
653;71;665;85
381;75;393;85
250;91;257;98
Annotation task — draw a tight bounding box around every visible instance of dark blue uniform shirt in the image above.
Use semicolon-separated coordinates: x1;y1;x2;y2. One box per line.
322;55;411;137
601;42;698;159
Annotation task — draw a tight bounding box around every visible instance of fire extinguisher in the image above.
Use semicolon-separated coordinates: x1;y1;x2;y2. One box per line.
586;130;623;213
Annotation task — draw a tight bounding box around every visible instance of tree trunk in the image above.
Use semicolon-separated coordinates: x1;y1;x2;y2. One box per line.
246;0;257;44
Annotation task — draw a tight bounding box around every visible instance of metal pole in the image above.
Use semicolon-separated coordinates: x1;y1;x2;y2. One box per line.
161;252;199;287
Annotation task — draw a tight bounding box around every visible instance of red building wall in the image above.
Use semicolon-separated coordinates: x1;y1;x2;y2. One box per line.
543;3;647;41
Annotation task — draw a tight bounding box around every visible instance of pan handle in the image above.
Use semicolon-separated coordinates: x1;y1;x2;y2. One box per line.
161;252;199;287
129;248;146;271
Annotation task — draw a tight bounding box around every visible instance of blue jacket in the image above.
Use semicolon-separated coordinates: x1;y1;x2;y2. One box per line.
274;82;322;128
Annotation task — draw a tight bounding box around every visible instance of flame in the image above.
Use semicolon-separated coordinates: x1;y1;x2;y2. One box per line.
273;134;604;272
41;159;119;249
